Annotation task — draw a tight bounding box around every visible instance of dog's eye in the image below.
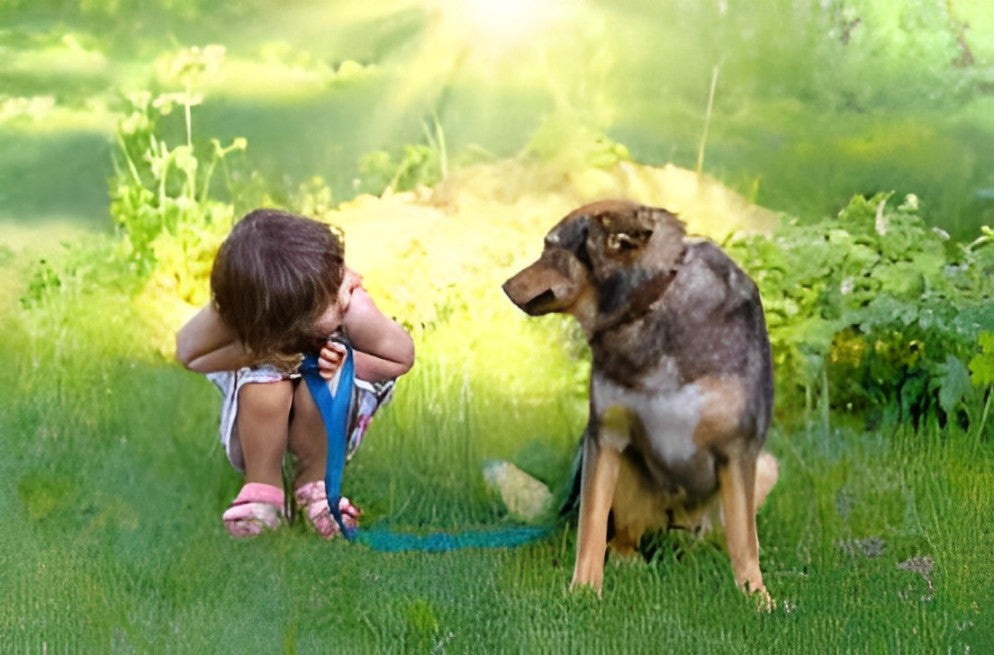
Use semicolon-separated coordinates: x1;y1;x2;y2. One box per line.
607;232;640;252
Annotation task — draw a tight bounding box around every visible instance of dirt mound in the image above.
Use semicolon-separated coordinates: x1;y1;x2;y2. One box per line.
332;158;775;328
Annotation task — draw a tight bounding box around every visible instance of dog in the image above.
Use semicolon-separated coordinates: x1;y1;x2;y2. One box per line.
502;199;778;602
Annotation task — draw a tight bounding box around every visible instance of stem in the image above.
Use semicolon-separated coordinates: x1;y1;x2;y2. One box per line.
386;160;404;195
154;140;168;210
434;114;448;180
220;155;234;199
116;132;143;186
200;157;218;205
422;114;448;181
696;64;720;177
183;95;194;201
975;387;992;444
821;368;831;432
183;86;193;148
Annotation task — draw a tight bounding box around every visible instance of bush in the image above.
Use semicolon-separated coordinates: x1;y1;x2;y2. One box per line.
728;192;994;427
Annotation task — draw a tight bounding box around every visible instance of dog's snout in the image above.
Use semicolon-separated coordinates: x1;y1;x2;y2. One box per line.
502;268;545;314
503;258;577;316
520;290;557;315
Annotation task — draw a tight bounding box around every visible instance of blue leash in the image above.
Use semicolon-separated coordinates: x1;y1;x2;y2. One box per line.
301;349;357;540
299;346;551;552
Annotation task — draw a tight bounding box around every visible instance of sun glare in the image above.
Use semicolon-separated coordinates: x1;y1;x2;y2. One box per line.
355;0;581;153
438;0;570;55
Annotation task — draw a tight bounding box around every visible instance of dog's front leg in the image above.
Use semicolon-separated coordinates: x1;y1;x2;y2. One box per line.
571;406;627;595
718;452;771;607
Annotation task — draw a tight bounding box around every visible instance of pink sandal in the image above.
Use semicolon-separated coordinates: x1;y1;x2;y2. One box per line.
294;480;360;539
222;482;286;537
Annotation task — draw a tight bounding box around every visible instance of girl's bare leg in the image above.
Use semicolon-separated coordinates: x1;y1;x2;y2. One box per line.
236;380;293;488
288;381;327;487
287;382;360;538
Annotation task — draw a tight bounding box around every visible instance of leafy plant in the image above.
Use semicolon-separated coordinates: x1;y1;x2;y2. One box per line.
8;48;243;352
355;115;448;196
110;46;240;270
110;96;242;269
728;192;994;427
522;113;630;171
19;258;61;309
968;331;994;438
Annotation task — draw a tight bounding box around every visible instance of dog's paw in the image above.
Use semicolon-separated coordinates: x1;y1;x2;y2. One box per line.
568;580;603;600
747;584;775;612
607;547;643;566
569;572;604;598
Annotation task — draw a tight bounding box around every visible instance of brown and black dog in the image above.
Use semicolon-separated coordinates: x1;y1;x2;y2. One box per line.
503;199;778;602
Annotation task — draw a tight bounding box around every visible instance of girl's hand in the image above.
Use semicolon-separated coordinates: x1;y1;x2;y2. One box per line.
341;268;362;299
339;287;415;382
317;340;348;380
312;268;363;338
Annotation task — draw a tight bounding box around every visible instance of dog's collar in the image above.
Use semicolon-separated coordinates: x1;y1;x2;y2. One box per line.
591;244;688;337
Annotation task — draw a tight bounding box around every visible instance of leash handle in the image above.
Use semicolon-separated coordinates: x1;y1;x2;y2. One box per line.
301;346;357;540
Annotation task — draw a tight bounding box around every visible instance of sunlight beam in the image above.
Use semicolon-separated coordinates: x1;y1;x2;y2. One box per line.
437;0;570;56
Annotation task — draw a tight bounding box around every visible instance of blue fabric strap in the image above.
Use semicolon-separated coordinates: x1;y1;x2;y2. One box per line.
300;347;357;540
299;347;552;553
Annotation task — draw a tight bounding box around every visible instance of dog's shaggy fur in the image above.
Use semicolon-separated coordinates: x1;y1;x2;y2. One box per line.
503;200;778;602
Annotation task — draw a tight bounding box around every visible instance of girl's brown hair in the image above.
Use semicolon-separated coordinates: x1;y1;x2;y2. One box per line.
210;208;344;368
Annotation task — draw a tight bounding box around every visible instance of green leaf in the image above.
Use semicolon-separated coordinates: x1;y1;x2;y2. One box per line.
936;355;971;414
968;332;994;387
870;261;924;299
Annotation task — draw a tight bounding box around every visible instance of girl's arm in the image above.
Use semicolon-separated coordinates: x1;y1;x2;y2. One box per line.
341;287;415;382
178;286;414;380
175;304;254;373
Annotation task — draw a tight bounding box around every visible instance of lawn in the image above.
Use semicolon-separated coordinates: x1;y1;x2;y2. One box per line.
4;159;994;651
2;252;992;652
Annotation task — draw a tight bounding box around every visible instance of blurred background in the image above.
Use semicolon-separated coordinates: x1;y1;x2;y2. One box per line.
2;0;993;242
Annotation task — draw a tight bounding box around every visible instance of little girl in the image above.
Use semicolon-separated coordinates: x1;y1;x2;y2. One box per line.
176;208;414;538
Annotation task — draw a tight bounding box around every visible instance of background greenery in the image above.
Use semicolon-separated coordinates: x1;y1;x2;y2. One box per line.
2;0;994;652
4;0;994;237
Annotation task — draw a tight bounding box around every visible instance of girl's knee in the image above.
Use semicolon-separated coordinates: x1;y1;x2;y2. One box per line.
238;379;294;417
291;380;322;419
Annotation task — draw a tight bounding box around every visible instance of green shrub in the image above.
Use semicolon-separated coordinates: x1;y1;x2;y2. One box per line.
728;192;994;427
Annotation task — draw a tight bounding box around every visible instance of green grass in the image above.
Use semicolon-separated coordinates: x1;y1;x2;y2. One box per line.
2;253;992;653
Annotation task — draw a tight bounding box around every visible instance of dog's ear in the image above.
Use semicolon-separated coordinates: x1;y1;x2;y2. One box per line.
549;215;594;269
638;206;687;271
584;205;688;324
605;228;652;254
586;204;683;273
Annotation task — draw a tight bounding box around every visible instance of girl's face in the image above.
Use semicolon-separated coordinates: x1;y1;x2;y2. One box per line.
312;267;361;338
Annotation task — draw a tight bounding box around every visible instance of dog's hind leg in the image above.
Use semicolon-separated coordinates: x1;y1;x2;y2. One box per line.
754;451;778;509
571;406;627;595
718;451;771;607
608;455;657;559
